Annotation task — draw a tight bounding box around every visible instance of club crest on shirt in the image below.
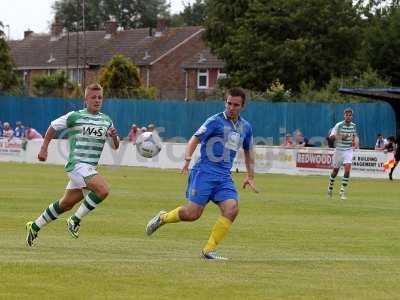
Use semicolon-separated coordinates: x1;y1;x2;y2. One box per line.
195;126;207;136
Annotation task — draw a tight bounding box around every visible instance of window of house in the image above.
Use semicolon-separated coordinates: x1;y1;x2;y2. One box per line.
197;69;208;89
68;69;82;83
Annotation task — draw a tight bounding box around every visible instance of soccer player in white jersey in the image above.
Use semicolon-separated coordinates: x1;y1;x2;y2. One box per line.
327;108;359;200
25;83;120;247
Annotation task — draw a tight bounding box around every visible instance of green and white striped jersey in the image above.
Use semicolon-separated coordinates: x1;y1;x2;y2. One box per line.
51;109;113;172
330;121;357;150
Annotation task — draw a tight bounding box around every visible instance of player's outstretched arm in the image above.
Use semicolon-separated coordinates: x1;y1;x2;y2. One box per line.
38;126;56;161
243;149;259;193
181;136;200;174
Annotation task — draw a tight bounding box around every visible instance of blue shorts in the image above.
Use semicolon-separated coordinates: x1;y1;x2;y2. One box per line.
185;169;238;206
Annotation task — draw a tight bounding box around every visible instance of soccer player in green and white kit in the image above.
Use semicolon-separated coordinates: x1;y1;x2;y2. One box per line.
327;108;359;200
25;83;120;246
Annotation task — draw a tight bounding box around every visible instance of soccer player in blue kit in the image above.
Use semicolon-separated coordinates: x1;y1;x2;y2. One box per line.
146;88;258;260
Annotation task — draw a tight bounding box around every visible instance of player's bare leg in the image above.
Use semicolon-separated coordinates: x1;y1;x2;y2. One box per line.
67;175;109;238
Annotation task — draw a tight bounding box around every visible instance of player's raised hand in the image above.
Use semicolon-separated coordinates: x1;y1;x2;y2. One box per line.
37;147;48;162
243;176;259;193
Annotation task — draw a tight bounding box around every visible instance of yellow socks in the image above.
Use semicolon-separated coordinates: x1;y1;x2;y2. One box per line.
161;207;181;224
203;216;232;253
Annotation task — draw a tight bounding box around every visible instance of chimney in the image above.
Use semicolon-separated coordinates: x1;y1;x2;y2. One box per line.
50;17;63;41
104;20;118;39
24;30;34;39
155;18;168;37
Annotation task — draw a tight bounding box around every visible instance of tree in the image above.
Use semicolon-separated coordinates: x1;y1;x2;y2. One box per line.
0;21;20;94
103;0;170;29
297;67;390;102
52;0;106;31
170;0;207;27
204;0;249;51
205;0;364;92
169;14;186;27
32;71;80;97
99;54;156;99
363;3;400;85
52;0;170;31
181;0;208;26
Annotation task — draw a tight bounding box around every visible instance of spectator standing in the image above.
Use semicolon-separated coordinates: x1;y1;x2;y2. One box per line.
375;133;387;150
14;121;25;139
147;124;155;132
294;129;310;147
384;136;395;153
280;133;293;147
25;125;43;140
127;124;140;144
147;123;161;140
2;122;14;140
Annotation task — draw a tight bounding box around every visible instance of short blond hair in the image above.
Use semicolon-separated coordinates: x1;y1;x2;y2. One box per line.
85;83;103;98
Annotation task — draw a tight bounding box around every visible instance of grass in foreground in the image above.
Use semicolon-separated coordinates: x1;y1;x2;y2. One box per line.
0;162;400;300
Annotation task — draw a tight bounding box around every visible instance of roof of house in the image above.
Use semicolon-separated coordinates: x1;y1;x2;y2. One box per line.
8;31;105;69
182;48;225;69
338;87;400;101
8;26;209;69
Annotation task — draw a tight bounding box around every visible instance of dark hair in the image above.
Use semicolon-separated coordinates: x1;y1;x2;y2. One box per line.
227;87;246;105
388;136;396;143
344;107;353;114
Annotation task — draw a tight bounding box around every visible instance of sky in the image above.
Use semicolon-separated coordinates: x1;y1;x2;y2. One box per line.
0;0;194;40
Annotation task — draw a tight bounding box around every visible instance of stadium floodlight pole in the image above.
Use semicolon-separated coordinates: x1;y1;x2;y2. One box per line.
66;31;69;78
82;0;86;88
76;0;80;87
5;25;10;40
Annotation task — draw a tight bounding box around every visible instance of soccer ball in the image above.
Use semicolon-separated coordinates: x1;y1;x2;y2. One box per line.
136;132;162;158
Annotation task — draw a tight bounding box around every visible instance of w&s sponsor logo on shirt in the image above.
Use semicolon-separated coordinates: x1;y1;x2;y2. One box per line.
82;126;106;137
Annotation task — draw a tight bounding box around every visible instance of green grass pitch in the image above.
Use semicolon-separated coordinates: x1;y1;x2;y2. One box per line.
1;162;400;299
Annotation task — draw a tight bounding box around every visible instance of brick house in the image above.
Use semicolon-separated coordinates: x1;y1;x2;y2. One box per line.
182;48;226;100
7;20;225;100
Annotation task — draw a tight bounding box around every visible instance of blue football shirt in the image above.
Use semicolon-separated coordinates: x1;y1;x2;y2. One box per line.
192;112;253;176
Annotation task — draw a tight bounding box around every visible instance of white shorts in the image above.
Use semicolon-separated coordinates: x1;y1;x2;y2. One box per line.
66;163;98;190
332;149;353;168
